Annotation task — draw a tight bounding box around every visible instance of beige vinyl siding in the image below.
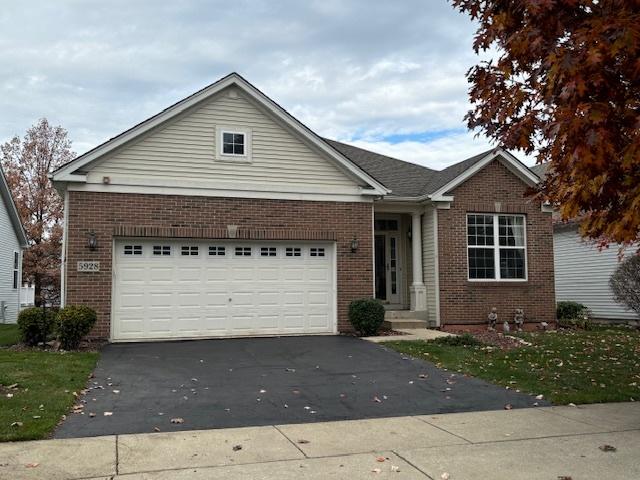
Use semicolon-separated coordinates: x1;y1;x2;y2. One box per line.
554;227;637;321
422;205;438;325
87;88;362;195
0;196;21;323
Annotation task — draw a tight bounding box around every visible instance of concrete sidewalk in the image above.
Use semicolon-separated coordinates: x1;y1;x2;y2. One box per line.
1;402;639;479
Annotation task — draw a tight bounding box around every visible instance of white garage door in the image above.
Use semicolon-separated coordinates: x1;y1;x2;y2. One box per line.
112;239;336;341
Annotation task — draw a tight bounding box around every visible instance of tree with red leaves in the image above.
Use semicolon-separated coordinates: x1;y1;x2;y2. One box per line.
452;0;640;246
1;119;74;306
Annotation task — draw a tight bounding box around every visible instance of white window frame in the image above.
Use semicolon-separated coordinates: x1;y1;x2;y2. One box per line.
13;251;19;290
215;125;252;162
466;213;527;282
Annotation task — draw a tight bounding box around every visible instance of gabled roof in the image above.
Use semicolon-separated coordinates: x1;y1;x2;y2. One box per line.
324;139;437;197
0;164;28;247
326;140;539;200
530;162;549;180
51;71;540;201
51;73;389;196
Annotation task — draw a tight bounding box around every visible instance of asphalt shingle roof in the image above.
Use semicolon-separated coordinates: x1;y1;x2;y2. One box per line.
324;138;496;198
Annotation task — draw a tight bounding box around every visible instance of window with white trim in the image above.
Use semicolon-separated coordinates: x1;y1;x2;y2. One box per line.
221;131;245;156
310;247;325;257
153;245;171;256
209;246;226;256
467;214;526;280
13;251;19;289
181;246;199;256
285;247;301;257
124;245;143;255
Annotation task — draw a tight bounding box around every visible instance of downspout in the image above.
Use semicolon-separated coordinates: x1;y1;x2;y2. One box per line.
60;189;69;307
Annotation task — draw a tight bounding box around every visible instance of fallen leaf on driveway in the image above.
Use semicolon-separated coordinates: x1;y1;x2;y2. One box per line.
373;396;382;403
376;456;386;462
232;444;242;451
259;389;267;394
441;473;450;480
285;368;296;372
170;418;184;424
557;476;573;480
104;412;113;416
391;465;401;472
112;390;120;394
89;413;96;418
371;468;382;474
599;444;617;452
297;439;310;444
25;463;39;468
419;374;428;379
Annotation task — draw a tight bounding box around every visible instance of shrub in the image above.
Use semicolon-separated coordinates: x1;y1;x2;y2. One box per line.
432;333;482;347
17;307;54;346
556;301;586;320
56;305;97;350
610;255;640;316
348;298;385;336
557;309;594;330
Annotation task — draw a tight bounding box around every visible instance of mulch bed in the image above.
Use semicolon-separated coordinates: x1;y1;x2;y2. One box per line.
451;330;525;350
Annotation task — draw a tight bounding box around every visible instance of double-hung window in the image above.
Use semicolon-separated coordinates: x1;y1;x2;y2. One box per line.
467;214;526;281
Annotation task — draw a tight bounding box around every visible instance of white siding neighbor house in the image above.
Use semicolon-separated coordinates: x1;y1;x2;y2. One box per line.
0;165;28;323
554;224;637;322
531;163;638;323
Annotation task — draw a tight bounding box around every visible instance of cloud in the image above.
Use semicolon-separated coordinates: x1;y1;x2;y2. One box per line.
0;0;532;167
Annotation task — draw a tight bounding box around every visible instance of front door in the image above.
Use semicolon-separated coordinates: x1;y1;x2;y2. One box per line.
374;230;401;305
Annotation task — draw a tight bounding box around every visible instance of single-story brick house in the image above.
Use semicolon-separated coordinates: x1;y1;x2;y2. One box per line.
51;73;555;341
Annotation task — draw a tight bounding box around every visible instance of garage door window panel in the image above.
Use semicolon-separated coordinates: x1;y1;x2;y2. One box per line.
181;246;199;256
209;246;226;256
124;245;143;256
235;247;252;257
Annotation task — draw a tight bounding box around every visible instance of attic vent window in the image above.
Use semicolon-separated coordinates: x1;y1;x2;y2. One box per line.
222;132;245;155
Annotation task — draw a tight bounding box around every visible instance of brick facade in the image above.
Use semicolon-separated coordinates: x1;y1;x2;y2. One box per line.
65;191;373;338
437;160;555;329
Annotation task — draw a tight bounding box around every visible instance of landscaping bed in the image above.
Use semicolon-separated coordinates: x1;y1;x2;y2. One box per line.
385;326;640;405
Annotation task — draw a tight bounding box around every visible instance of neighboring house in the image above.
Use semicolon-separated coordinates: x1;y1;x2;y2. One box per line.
0;164;28;323
51;73;555;342
531;163;637;322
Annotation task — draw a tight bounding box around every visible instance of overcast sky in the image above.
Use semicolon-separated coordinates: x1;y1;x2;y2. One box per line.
0;0;533;170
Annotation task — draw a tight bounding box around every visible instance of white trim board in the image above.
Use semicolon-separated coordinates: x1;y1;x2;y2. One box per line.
51;73;389;196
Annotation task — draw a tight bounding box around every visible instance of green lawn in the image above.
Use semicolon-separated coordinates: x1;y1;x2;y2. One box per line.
0;350;99;441
0;324;20;347
386;327;640;405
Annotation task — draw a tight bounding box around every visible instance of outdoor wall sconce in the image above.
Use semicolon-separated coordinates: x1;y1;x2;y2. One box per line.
350;237;359;253
87;231;98;251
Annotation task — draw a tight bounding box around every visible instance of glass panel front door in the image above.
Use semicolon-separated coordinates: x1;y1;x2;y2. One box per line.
374;231;401;304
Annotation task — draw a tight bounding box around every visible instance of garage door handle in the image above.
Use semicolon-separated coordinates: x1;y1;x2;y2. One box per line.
229;298;232;302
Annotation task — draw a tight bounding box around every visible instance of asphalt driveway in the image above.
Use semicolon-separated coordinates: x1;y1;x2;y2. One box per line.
55;335;544;438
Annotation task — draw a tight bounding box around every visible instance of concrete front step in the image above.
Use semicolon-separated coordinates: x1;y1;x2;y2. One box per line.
384;309;428;320
383;318;429;329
